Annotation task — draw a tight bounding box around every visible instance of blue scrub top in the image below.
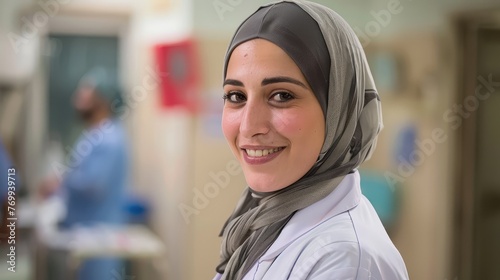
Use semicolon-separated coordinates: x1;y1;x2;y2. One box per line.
60;118;129;228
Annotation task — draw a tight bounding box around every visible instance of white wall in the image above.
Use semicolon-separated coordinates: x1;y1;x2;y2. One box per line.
194;0;500;39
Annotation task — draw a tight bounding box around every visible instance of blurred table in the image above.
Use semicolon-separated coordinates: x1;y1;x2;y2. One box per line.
38;224;166;280
68;225;166;280
30;197;167;280
68;225;165;260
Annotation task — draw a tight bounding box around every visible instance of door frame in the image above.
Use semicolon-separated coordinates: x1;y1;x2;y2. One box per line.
453;9;500;280
22;6;132;280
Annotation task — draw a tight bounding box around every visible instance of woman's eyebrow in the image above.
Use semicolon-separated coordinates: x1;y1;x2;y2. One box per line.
223;79;244;87
261;76;308;89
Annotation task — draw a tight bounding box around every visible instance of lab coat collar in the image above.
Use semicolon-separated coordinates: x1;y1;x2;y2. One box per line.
258;171;361;261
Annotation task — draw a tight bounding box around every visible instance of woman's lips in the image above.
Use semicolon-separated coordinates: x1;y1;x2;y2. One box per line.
241;147;285;165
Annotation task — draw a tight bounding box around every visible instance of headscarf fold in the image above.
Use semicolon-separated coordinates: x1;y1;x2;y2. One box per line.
217;1;383;279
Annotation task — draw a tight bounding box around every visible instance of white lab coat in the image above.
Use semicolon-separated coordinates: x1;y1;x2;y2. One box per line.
214;171;409;280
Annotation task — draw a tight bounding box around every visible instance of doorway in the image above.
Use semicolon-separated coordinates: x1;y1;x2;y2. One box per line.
455;11;500;280
47;35;120;148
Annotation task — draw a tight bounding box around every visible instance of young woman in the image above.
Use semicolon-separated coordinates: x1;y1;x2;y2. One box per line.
214;1;409;279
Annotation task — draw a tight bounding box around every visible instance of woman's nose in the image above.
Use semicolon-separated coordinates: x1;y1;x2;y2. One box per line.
239;99;270;138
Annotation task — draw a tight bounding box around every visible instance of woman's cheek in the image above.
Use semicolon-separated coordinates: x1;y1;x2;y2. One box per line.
273;110;307;137
222;109;241;144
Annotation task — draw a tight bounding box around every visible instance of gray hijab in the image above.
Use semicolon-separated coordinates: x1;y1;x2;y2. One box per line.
217;1;383;279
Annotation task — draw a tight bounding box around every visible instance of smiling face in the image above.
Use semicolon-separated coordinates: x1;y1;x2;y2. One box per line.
222;39;325;192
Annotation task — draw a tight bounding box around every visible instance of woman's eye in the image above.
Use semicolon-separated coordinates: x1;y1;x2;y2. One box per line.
270;92;294;103
223;91;246;103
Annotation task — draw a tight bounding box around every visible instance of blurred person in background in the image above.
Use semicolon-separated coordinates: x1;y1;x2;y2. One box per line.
214;1;408;279
39;67;130;280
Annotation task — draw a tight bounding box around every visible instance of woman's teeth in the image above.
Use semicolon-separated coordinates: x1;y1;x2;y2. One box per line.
245;147;284;157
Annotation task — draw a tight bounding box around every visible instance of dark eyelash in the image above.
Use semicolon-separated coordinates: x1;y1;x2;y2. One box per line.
271;91;295;101
222;91;246;103
222;92;238;100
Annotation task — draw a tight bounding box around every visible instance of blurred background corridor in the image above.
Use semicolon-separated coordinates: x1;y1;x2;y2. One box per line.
0;0;500;279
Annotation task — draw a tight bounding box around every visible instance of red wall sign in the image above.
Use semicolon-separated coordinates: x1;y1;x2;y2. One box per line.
155;39;200;112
